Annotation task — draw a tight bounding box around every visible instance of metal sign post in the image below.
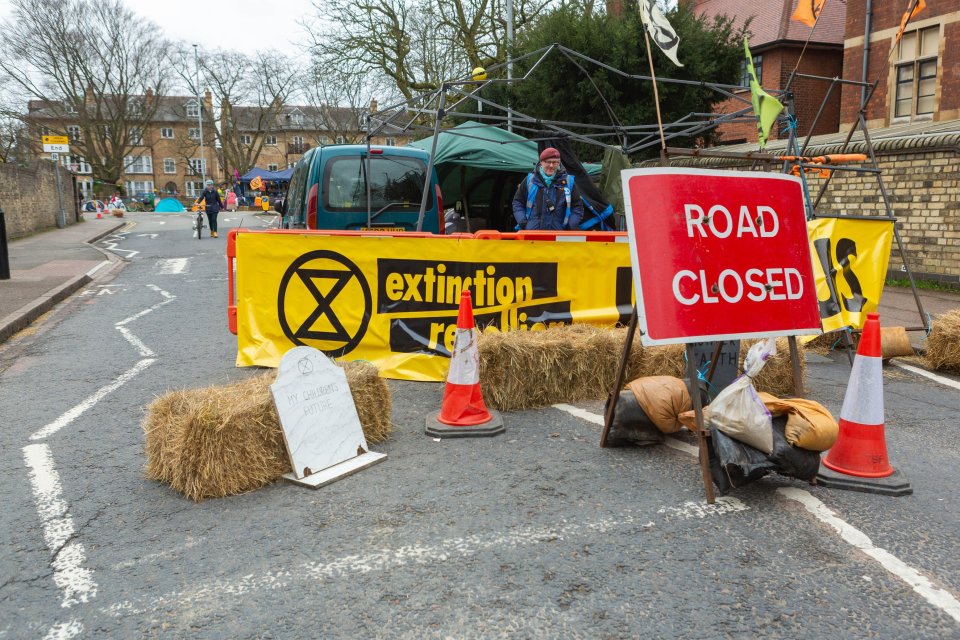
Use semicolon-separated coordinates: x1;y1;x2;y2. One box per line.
51;153;67;229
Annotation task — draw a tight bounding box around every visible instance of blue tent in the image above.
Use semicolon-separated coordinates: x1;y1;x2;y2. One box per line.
154;197;185;213
240;167;294;182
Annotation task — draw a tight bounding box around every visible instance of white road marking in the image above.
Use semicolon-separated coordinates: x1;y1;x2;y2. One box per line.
111;536;204;570
157;257;189;274
84;261;110;278
115;285;175;326
102;501;743;617
779;488;960;623
136;233;159;239
23;444;97;608
116;326;155;357
891;361;960;392
554;403;960;625
29;359;156;441
657;497;748;519
98;232;139;259
42;620;83;640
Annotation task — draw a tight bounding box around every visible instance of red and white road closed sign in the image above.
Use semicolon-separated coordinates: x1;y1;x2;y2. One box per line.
622;168;821;345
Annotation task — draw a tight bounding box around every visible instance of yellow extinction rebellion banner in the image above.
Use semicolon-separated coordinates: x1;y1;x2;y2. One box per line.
235;234;634;380
808;217;893;333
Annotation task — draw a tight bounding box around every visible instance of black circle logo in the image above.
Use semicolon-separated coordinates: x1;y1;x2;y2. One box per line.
277;250;372;357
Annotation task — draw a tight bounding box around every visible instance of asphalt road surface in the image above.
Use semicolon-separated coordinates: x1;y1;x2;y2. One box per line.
0;211;958;639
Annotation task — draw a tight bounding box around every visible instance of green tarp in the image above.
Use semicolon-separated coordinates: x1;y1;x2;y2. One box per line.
410;121;600;207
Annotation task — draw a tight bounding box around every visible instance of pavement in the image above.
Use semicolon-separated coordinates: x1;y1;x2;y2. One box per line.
1;217;958;351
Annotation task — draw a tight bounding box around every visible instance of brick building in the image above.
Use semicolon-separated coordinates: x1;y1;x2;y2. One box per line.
26;90;220;200
232;99;414;173
684;0;846;145
840;0;960;128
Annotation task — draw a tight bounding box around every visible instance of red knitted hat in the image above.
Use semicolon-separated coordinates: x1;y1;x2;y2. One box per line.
539;147;560;161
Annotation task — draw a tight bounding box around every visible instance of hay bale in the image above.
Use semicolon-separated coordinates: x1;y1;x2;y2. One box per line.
143;361;391;501
637;344;686;378
926;309;960;374
477;324;643;411
739;337;805;397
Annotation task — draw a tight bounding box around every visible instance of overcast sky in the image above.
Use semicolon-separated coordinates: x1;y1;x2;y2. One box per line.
0;0;318;60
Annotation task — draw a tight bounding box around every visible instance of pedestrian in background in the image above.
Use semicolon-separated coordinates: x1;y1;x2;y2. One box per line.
512;147;584;231
194;179;224;237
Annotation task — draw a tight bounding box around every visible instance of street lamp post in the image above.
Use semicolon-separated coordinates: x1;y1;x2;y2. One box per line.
193;44;206;185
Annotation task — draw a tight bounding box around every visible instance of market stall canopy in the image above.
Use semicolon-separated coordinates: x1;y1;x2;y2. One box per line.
241;167;294;182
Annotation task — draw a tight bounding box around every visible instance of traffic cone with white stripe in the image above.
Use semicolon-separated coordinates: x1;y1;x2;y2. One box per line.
817;312;912;495
425;290;504;438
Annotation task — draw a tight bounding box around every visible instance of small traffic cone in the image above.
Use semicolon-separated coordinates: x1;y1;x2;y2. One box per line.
817;312;912;495
425;290;504;438
96;212;102;219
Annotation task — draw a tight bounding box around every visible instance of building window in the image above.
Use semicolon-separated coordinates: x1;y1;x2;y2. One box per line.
128;99;143;115
318;136;329;145
265;134;277;145
188;158;206;176
186;100;200;118
161;127;174;139
292;135;304;146
67;125;82;142
125;180;154;195
188;128;200;140
99;125;111;137
286;110;304;125
240;134;252;145
163;158;176;174
894;26;939;120
185;180;204;197
385;137;396;146
124;154;153;174
62;155;91;174
129;128;143;145
268;163;279;171
740;55;762;87
335;136;345;144
64;102;77;114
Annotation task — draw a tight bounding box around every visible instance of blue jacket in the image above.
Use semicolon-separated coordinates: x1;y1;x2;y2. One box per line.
196;187;223;214
511;166;584;231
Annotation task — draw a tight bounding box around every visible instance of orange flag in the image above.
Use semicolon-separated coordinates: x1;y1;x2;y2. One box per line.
791;0;826;28
895;0;927;45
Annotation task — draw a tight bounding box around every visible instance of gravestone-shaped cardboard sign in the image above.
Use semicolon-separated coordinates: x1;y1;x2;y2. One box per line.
271;346;386;489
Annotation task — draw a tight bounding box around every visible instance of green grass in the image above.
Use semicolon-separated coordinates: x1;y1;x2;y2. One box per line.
885;277;957;291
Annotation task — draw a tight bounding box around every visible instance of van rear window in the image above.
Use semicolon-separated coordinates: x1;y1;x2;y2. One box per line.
323;156;433;212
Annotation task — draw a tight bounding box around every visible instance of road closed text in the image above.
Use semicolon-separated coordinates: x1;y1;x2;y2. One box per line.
672;203;803;306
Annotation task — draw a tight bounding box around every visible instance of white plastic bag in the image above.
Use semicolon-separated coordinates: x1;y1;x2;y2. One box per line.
703;338;777;454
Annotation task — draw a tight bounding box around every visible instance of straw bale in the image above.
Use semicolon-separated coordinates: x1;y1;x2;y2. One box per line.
925;309;960;374
739;337;806;397
143;361;391;501
477;324;643;411
637;344;686;378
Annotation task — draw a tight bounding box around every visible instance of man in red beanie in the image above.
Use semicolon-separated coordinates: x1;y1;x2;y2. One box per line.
511;147;584;231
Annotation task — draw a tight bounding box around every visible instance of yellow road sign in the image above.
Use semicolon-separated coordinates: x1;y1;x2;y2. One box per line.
42;135;69;145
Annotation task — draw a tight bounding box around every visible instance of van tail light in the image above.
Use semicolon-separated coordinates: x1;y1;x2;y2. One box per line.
435;184;444;235
307;183;318;229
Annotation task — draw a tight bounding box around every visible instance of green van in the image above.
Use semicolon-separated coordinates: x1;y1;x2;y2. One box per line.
281;145;444;233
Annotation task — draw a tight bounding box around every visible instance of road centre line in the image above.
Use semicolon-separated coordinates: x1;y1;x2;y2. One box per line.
23;444;97;608
553;403;960;625
116;326;155;357
114;285;175;326
29;358;155;441
778;488;960;624
891;361;960;392
101;499;748;618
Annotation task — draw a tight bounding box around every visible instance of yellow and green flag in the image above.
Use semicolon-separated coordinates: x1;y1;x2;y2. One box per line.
744;39;783;150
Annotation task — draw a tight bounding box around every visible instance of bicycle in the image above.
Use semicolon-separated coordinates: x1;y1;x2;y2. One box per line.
192;206;204;239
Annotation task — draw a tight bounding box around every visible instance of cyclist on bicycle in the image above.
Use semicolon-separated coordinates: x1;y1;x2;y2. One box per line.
194;179;224;238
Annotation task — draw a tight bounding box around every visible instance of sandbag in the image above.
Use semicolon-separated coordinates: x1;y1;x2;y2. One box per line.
757;393;838;452
626;376;691;434
709;415;821;494
605;390;665;447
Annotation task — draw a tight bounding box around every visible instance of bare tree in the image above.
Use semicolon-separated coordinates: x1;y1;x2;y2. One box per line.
304;0;551;101
300;62;383;145
170;46;300;176
0;0;170;194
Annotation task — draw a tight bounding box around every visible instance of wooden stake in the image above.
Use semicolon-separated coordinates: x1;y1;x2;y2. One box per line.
643;26;668;151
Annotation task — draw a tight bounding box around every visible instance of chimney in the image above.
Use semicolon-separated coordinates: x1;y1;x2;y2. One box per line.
204;89;213;112
369;98;378;113
606;0;623;18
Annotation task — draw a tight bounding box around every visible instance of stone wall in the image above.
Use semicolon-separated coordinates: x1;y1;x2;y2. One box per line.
0;159;80;240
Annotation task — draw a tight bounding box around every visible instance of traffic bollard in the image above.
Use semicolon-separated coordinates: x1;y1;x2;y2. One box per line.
0;204;10;280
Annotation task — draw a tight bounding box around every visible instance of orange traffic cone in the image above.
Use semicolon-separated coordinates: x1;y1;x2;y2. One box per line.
817;312;912;495
425;290;504;438
96;212;102;219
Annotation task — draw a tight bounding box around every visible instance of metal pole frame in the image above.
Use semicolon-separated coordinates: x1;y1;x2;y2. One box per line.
193;44;207;186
